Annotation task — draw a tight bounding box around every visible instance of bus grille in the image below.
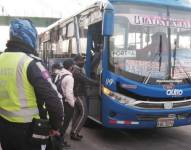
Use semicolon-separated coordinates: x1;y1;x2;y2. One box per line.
133;99;191;109
136;113;190;121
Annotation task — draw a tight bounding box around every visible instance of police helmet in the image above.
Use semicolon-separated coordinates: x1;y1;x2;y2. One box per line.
10;18;38;49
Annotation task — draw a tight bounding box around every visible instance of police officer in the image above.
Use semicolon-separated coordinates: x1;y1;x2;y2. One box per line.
0;18;64;150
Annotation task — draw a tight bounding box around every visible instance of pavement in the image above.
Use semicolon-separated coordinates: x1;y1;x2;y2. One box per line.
2;124;191;150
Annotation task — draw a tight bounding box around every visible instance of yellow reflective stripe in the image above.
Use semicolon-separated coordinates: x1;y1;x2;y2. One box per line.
0;107;39;122
15;54;39;122
16;54;29;108
0;107;39;117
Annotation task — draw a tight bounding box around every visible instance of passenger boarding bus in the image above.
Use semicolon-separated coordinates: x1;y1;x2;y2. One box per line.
39;0;191;128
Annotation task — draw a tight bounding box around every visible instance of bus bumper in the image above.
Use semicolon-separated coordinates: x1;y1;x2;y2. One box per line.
102;95;191;129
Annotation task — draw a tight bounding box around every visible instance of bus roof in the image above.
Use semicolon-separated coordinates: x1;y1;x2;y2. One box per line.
39;2;101;34
39;0;191;34
109;0;191;10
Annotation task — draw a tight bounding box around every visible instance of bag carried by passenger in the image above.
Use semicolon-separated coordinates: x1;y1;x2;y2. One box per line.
54;74;69;101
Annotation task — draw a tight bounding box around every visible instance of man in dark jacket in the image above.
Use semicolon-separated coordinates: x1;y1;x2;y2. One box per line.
0;18;64;150
70;54;97;140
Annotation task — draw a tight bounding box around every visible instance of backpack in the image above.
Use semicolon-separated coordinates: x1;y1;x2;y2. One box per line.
54;74;69;101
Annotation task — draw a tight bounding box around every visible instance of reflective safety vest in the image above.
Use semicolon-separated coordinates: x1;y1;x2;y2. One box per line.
0;52;39;123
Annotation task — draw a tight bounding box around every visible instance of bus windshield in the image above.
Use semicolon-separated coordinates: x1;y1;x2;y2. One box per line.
109;4;191;84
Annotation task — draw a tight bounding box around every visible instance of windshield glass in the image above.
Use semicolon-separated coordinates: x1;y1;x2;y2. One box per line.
109;4;191;84
170;9;191;80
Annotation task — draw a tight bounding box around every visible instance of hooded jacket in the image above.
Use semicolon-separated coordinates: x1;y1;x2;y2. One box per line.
55;68;76;107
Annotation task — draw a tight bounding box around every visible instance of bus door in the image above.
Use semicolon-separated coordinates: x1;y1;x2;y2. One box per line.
85;21;103;122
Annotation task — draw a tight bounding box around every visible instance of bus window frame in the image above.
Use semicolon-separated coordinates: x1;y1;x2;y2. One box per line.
66;21;75;38
62;26;67;40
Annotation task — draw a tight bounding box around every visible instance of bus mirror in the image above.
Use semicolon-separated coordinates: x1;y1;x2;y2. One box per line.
102;3;114;36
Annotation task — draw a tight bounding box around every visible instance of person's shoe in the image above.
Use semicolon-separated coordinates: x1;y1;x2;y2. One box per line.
70;133;82;141
77;133;83;139
60;141;71;149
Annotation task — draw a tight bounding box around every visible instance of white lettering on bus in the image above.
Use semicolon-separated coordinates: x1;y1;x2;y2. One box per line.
166;89;183;96
116;14;191;29
112;50;136;58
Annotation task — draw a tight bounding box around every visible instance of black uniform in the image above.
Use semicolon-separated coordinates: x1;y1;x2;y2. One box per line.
71;65;97;138
0;39;64;150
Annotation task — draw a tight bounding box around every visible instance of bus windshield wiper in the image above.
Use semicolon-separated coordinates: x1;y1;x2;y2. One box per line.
172;40;177;77
143;34;163;84
158;35;162;71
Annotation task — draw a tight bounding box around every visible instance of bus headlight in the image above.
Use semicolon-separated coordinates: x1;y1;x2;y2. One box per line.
102;86;136;105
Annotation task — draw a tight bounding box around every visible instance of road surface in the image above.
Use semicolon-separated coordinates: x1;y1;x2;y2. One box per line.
1;124;191;150
69;124;191;150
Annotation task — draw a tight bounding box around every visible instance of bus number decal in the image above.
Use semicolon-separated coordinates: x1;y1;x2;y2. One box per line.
106;78;114;86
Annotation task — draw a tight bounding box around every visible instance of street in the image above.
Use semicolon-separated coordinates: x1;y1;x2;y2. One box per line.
1;123;191;150
69;123;191;150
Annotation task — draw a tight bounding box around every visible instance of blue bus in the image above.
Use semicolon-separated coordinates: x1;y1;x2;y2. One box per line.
39;0;191;128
